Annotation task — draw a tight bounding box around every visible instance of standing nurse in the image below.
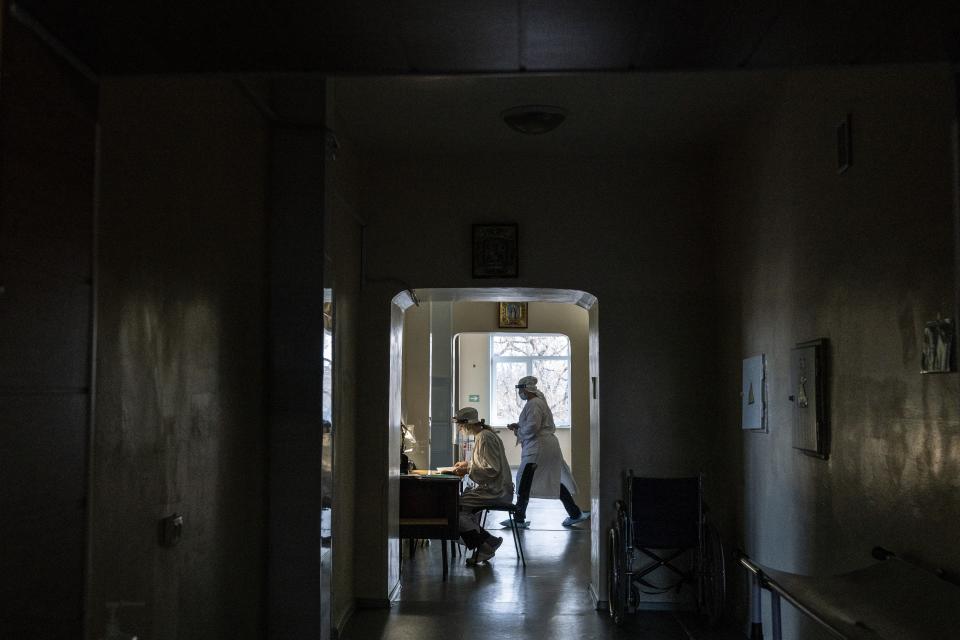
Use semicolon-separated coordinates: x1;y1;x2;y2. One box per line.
506;375;590;527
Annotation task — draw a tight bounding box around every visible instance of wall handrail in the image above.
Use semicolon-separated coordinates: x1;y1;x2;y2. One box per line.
738;549;960;640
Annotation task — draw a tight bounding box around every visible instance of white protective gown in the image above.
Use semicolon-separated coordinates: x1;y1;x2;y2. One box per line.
516;395;578;498
458;427;515;535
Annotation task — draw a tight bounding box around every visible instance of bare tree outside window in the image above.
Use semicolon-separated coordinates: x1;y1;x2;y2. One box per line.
490;334;571;426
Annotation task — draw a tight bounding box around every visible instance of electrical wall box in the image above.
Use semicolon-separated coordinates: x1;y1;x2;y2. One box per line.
159;513;183;547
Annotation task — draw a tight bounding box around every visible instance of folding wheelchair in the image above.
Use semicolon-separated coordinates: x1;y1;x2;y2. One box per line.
607;472;726;625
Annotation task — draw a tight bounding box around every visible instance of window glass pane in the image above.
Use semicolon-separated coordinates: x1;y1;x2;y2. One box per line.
492;335;533;357
489;333;571;426
533;359;570;425
492;334;569;357
493;361;527;424
528;334;570;357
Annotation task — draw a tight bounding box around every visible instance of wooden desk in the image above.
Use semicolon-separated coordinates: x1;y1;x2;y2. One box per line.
399;475;460;578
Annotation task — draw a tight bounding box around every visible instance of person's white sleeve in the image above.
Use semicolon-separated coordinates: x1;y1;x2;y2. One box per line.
526;403;545;435
517;403;542;440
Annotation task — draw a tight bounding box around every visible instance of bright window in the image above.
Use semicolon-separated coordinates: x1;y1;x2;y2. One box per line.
489;333;571;427
322;295;333;424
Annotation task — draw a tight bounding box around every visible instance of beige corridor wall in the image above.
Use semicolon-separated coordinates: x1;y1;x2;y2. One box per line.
401;304;431;470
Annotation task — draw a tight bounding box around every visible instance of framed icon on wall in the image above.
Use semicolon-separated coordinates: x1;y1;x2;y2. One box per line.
498;302;528;329
472;223;518;278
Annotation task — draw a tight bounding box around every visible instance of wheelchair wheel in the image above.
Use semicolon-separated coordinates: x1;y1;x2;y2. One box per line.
698;522;726;626
607;525;628;625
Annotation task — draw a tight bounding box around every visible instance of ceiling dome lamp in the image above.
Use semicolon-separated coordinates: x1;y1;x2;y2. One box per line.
501;105;567;135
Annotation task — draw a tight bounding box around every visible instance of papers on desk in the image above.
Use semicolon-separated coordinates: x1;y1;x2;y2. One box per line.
407;468;458;477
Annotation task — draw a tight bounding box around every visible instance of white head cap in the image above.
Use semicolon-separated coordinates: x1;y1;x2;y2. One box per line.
516;375;539;392
453;407;480;424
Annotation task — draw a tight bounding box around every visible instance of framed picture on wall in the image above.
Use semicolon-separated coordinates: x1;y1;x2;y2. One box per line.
498;302;528;329
791;338;829;459
836;113;852;174
472;223;518;278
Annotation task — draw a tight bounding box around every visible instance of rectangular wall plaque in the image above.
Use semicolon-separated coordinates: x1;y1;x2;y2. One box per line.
791;338;829;459
921;317;954;373
836;113;852;174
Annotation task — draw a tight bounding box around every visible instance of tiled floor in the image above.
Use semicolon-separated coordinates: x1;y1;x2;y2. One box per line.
340;499;744;640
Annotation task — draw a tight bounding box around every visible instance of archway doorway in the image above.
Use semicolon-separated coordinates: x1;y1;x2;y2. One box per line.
390;287;602;599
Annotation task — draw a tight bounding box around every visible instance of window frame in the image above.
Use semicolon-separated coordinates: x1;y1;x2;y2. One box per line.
488;332;572;428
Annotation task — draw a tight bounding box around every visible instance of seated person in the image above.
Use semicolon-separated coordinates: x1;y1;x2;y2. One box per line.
452;407;514;565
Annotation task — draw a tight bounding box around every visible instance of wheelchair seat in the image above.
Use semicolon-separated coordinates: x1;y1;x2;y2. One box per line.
630;476;700;549
607;471;725;626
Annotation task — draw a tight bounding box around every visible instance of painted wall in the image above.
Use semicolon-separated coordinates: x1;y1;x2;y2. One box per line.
326;90;364;631
0;17;96;638
90;77;269;639
350;151;718;602
712;66;958;638
401;303;431;470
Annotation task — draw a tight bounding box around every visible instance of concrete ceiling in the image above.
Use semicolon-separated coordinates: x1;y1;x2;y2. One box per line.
331;70;787;156
12;0;960;76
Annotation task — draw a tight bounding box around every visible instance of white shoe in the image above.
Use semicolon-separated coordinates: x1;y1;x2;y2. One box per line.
467;537;503;565
562;511;590;527
499;518;530;529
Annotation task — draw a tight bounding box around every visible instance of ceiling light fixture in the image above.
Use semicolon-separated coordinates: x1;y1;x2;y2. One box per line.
501;105;567;135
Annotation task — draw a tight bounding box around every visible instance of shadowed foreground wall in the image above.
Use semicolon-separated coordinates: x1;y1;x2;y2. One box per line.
326;88;364;634
0;17;96;638
714;65;958;638
89;77;268;639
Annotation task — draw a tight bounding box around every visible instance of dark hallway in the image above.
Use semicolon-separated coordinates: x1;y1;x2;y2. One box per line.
4;3;960;639
342;499;742;640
